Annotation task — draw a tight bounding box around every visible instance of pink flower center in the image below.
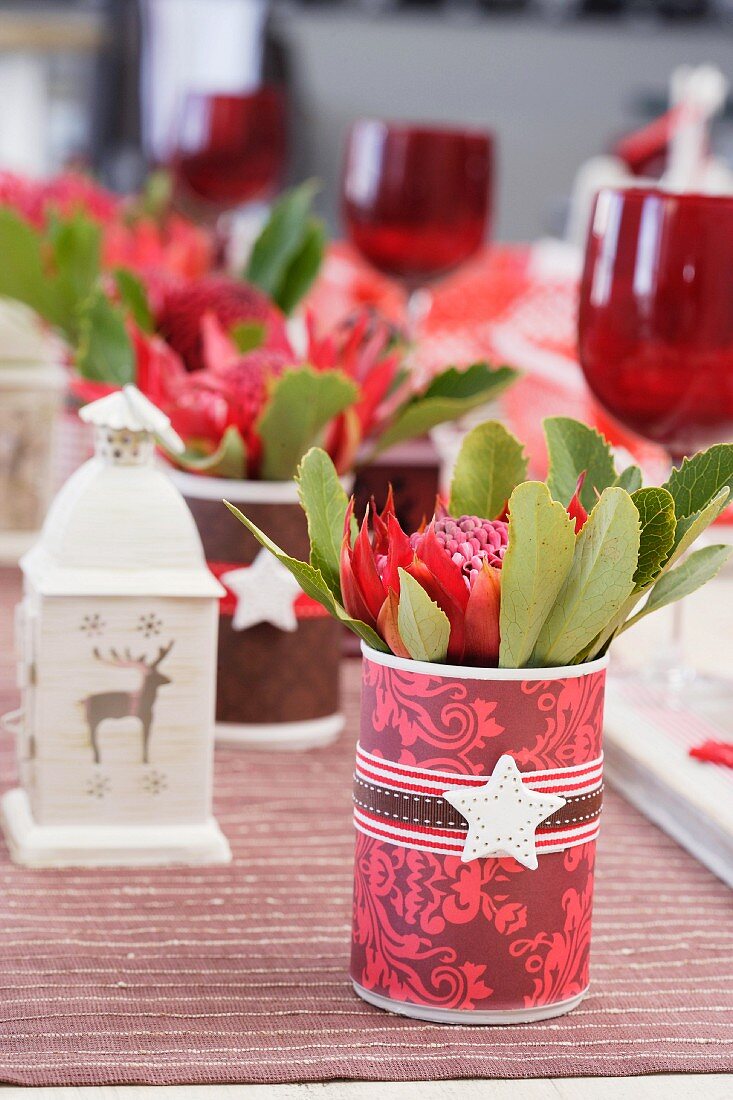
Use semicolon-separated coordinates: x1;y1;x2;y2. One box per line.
430;515;508;587
373;514;508;590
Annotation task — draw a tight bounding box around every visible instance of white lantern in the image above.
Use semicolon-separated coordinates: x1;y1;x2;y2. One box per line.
0;386;231;867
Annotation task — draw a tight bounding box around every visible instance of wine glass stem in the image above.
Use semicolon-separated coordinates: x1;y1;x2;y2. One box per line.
406;286;432;343
653;601;695;696
650;452;697;699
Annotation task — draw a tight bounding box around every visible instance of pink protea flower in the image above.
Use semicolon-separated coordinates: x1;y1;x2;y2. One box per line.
156;275;293;372
0;171;120;227
307;309;403;473
0;170;214;282
42;173;120;224
103;214;213;283
141;312;291;473
340;493;503;666
341;485;587;666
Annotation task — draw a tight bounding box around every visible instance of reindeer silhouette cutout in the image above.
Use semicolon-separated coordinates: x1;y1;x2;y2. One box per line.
83;642;174;764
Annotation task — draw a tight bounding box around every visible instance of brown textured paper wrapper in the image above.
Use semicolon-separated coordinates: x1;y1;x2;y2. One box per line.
185;491;342;732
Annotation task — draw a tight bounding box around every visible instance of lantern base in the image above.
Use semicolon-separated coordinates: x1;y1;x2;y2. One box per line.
215;712;345;751
0;788;231;868
352;981;588;1025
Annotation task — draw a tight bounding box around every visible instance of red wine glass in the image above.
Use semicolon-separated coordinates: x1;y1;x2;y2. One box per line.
171;86;287;219
341;120;493;338
579;186;733;696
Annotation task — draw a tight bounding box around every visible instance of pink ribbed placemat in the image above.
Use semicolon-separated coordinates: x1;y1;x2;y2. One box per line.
0;567;731;1086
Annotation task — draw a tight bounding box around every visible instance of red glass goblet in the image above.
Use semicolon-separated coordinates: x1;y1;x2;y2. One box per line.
579;186;733;696
342;119;493;336
171;86;287;218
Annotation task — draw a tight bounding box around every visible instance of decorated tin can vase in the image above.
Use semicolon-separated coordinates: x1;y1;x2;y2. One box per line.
351;644;608;1024
169;470;345;750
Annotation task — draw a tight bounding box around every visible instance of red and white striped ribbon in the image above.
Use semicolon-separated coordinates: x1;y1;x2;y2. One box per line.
353;743;603;858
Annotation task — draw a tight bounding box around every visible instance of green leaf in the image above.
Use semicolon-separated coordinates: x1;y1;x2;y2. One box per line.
422;361;516;402
0;208;63;328
665;445;733;534
584;483;731;660
48;213;102;338
276;218;326;315
498;482;576;668
370;362;518;457
175;426;247;479
230;321;265;354
223;500;388;652
671;487;730;563
137;169;173;219
0;209;106;341
257;365;358;481
545;417;618;510
245;180;320;300
397;569;450;663
614;465;643;493
449;420;528;520
113;268;154;334
631;486;676;591
623;545;731;629
296;447;349;599
663;445;733;557
75;289;135;385
532;487;640;667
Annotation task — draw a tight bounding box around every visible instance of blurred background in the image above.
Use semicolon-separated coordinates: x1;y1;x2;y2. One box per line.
3;0;733;240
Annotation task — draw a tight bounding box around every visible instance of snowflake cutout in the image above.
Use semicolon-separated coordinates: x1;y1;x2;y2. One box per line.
79;613;106;637
86;773;111;799
137;613;163;638
142;770;168;796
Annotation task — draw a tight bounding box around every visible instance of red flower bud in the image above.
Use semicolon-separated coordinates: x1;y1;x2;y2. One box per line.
377;590;411;659
340;499;378;628
383;513;414;593
412;523;470;612
339;497;413;631
353;509;389;623
464;562;501;666
567;472;589;534
403;557;467;662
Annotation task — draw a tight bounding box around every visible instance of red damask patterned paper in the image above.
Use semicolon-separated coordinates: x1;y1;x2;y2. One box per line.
351;657;606;1015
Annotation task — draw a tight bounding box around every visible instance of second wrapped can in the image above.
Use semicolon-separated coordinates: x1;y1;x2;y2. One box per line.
171;470;345;750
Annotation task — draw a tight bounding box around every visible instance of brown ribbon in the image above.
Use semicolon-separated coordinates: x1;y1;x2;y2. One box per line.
353;775;604;833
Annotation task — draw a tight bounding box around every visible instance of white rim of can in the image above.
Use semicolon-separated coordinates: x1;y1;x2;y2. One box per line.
361;642;609;682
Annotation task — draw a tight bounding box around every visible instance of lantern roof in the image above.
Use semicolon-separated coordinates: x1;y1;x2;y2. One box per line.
79;385;185;454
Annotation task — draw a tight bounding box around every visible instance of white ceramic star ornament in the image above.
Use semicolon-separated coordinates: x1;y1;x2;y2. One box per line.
443;755;567;870
221;550;302;632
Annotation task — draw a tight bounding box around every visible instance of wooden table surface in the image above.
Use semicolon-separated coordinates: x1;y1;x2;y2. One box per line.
1;567;731;1097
